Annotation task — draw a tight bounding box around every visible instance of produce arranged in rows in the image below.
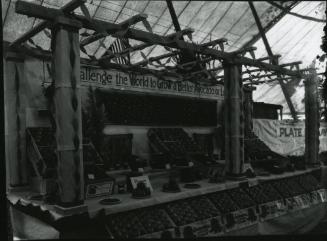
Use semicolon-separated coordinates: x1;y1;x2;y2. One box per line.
256;182;284;202
106;211;148;238
207;191;240;213
165;200;201;226
293;174;322;192
187;196;221;220
242;185;272;204
226;188;256;209
135;207;175;234
271;178;306;198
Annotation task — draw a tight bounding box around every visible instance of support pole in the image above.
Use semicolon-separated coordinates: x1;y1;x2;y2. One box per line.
305;69;320;166
243;86;255;137
51;16;84;207
224;61;244;176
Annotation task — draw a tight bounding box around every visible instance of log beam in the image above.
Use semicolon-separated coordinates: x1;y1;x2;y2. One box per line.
10;0;86;47
80;13;148;47
14;1;303;78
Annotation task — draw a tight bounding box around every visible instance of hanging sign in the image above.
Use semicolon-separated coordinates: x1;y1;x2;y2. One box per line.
253;119;327;156
80;66;224;100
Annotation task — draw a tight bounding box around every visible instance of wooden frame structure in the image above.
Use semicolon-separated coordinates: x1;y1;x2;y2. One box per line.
7;0;320;206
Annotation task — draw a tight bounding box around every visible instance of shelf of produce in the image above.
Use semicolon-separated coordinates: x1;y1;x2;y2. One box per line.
7;167;324;221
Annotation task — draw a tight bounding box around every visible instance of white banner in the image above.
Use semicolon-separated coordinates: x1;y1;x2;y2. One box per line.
80;66;224;100
253;119;327;156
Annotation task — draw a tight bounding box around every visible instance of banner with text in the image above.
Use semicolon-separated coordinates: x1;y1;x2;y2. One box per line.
253;119;327;156
80;66;224;100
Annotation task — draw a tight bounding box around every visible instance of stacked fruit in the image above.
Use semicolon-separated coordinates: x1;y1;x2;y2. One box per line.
259;182;284;201
106;211;147;238
271;179;298;198
135;208;174;234
243;185;271;204
226;188;256;209
165;200;200;226
207;191;240;213
283;178;307;196
294;174;322;192
188;196;221;220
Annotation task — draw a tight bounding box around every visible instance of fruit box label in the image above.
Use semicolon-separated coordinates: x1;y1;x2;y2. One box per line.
317;189;327;202
177;216;224;238
311;190;323;204
285;196;305;211
224;207;257;232
259;200;286;221
298;193;312;208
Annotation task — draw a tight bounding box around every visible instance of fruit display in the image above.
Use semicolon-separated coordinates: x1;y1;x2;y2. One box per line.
293;174;322;192
165;200;200;226
226;188;256;209
105;211;148;238
28;127;55;147
135;207;175;234
188;196;221;220
243;185;271;204
207;191;240;213
271;177;306;198
257;182;284;202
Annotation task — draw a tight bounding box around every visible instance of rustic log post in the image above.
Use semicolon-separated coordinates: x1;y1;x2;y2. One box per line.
243;86;255;137
223;61;244;175
305;69;320;166
4;53;28;187
51;16;84;207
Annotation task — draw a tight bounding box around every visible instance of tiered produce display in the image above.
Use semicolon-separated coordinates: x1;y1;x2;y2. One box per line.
207;191;239;214
226;188;256;209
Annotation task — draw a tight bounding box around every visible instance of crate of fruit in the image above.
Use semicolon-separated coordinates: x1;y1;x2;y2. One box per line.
223;207;258;232
258;200;286;221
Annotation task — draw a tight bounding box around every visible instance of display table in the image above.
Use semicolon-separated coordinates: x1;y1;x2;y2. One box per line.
8;166;327;239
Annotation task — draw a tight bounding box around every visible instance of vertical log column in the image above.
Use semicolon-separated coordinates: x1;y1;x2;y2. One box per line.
243;86;255;137
305;70;320;166
223;61;244;176
51;17;84;207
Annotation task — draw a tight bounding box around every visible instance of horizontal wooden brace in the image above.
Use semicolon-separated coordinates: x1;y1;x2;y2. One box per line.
10;0;86;47
80;13;148;47
14;0;303;78
200;38;227;48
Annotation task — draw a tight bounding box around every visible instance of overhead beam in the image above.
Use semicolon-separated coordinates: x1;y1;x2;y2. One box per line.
14;1;303;78
231;46;257;56
132;51;180;66
10;0;86;47
200;38;227;48
249;1;298;120
256;54;281;62
80;13;148;47
99;28;194;61
279;61;302;68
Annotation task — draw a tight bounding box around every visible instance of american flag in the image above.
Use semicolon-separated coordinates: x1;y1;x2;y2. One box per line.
104;37;130;65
